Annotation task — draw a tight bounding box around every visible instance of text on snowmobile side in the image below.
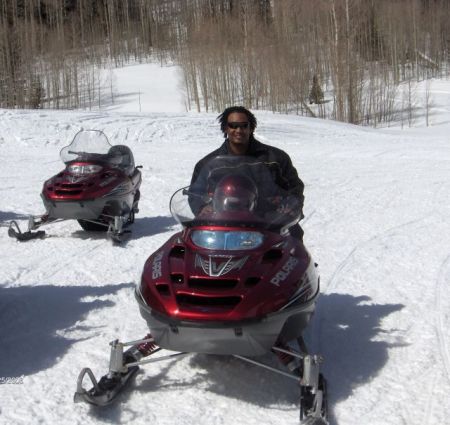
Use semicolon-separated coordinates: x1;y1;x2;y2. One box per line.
270;257;299;286
152;251;164;279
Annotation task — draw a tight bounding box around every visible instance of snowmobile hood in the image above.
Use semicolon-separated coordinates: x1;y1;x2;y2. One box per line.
139;227;318;322
42;164;130;202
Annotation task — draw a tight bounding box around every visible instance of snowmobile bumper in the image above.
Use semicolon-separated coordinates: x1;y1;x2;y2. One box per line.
42;195;109;220
135;287;316;356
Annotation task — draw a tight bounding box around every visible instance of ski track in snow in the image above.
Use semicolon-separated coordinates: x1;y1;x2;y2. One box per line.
436;255;450;384
1;105;450;425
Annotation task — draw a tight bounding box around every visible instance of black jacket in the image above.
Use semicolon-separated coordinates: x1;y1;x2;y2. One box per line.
190;138;305;213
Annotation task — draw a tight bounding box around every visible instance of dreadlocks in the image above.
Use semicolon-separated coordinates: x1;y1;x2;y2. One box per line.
217;106;257;138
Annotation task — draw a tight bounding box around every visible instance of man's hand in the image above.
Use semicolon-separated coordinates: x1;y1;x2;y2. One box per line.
199;204;213;215
276;196;304;220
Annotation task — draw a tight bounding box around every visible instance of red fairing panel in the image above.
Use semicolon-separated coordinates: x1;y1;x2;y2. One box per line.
140;227;317;323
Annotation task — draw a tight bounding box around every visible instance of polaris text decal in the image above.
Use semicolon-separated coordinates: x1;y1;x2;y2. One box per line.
152;251;164;279
270;257;299;286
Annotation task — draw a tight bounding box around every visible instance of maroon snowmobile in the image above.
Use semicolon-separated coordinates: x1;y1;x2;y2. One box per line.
74;155;328;424
8;130;142;243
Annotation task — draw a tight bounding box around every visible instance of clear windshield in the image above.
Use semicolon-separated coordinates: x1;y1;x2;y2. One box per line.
59;130;120;165
170;155;302;233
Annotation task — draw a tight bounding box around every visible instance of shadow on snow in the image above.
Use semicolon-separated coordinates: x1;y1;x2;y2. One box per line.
0;283;133;377
86;293;404;424
0;211;178;242
313;293;405;425
0;211;31;227
131;215;178;240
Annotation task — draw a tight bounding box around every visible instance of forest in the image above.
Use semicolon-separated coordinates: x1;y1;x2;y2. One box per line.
1;0;449;126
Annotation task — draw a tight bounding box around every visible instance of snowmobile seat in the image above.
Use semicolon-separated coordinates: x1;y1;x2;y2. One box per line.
108;145;135;176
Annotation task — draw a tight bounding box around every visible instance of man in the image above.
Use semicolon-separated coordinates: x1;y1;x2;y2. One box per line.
190;106;305;240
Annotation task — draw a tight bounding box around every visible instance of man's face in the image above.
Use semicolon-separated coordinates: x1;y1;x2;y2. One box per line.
225;112;252;153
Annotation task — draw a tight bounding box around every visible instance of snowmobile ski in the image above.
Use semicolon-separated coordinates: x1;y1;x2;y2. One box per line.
107;218;132;244
300;372;328;425
74;338;146;406
8;220;46;241
74;336;166;406
74;365;139;406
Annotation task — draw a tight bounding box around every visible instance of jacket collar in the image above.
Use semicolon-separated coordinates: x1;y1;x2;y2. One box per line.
222;137;263;155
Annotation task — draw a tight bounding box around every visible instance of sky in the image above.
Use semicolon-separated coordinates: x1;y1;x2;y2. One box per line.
0;63;449;425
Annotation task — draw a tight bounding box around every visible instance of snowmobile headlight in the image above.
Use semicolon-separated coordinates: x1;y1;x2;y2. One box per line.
68;164;103;175
191;230;264;250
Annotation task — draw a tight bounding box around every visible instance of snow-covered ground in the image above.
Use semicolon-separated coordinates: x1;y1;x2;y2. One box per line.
0;63;450;425
105;62;186;113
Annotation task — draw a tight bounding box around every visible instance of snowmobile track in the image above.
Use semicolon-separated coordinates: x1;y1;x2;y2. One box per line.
10;238;105;283
324;215;429;294
435;254;450;385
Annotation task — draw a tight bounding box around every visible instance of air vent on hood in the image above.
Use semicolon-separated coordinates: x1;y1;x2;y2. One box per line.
156;284;170;296
245;277;261;287
169;246;185;259
176;294;241;309
54;189;82;196
188;278;238;290
262;249;283;263
171;274;184;284
61;183;83;188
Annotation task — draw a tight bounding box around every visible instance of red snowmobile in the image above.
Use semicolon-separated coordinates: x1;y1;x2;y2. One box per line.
74;156;328;424
8;130;142;243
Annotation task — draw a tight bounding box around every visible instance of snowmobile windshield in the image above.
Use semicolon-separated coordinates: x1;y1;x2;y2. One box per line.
59;130;127;168
170;155;303;234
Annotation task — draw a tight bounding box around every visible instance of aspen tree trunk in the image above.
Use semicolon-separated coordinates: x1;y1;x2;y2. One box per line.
330;0;344;122
345;0;355;123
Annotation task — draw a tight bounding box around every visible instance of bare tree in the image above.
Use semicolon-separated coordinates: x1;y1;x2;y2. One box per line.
0;0;448;125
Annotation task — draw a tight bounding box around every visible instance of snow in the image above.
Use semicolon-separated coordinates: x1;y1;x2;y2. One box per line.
1;63;450;425
105;62;186;113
